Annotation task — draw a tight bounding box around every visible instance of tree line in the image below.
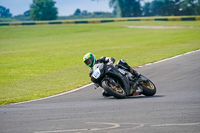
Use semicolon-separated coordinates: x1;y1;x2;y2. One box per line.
109;0;200;17
1;0;200;21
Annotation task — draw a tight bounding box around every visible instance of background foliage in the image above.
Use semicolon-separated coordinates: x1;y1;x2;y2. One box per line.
108;0;200;17
1;0;200;22
30;0;58;20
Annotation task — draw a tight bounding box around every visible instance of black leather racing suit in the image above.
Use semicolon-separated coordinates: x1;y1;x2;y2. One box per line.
89;57;139;77
89;56;115;77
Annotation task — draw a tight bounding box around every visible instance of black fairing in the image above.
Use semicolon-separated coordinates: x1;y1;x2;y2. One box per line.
91;63;106;84
91;63;131;96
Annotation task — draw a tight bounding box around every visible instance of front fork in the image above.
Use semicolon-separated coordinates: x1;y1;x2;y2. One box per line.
94;77;119;90
132;75;151;95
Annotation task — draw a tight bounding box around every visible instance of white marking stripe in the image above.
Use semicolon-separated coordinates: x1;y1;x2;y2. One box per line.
12;83;94;105
35;122;120;133
151;123;200;127
12;49;200;105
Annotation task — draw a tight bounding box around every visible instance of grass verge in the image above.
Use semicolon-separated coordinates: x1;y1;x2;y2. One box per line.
0;21;200;104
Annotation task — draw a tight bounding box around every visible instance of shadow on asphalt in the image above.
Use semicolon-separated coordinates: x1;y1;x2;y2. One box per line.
127;95;165;99
101;95;165;100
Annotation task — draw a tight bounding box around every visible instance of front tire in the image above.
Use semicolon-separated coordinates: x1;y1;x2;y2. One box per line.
102;80;126;99
139;76;156;96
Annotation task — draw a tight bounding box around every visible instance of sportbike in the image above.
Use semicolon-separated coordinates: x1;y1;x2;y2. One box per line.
91;63;156;98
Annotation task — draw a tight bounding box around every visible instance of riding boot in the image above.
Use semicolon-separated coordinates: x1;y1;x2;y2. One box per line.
102;90;111;97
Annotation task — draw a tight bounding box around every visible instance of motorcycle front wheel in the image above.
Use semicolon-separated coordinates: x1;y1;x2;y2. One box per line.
102;80;126;99
139;76;156;96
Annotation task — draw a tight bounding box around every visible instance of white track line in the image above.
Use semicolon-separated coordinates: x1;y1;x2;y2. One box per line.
12;83;93;105
12;49;200;105
151;122;200;127
35;122;120;133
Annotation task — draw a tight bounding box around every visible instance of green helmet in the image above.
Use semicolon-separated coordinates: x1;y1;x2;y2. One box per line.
83;53;96;67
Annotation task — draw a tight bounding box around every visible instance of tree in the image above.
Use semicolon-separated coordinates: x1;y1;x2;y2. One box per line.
109;0;142;17
93;0;200;17
74;9;81;16
143;2;153;16
0;6;12;17
30;0;58;20
180;0;200;15
143;0;178;16
163;0;176;16
148;0;200;16
172;0;182;16
109;0;121;17
24;10;30;17
82;10;88;15
151;0;165;16
194;0;200;15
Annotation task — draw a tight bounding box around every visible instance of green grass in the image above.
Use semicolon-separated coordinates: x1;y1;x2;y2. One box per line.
0;21;200;104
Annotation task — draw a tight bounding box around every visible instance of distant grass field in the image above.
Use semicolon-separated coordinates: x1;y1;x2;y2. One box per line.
0;21;200;104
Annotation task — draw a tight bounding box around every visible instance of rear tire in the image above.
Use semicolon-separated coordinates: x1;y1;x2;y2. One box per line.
102;80;126;99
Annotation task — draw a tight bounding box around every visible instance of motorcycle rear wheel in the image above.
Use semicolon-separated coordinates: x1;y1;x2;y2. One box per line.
102;80;126;99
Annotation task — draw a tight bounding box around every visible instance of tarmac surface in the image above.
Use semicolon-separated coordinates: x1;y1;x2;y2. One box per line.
0;50;200;133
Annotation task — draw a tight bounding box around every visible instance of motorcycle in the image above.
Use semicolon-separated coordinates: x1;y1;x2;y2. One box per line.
91;62;156;99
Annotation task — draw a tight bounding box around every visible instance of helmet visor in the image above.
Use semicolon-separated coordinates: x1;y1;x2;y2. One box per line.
84;58;92;66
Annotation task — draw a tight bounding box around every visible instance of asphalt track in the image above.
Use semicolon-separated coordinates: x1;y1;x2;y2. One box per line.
0;50;200;133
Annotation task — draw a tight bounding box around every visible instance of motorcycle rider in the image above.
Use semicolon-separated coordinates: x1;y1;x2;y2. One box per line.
83;53;140;97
